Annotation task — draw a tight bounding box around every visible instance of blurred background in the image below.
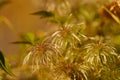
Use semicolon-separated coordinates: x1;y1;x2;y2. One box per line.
0;0;58;55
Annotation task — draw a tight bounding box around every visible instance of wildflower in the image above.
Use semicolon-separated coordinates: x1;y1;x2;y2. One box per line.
48;22;85;50
23;40;61;72
81;38;118;68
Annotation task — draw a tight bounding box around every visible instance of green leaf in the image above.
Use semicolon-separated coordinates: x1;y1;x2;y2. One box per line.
31;11;54;18
51;17;68;24
0;51;14;76
12;33;40;45
21;33;35;44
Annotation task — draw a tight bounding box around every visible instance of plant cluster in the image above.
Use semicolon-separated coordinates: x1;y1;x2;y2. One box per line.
21;0;120;80
0;0;120;80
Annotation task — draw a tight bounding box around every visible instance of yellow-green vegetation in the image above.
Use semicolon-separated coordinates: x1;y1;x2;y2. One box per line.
1;0;120;80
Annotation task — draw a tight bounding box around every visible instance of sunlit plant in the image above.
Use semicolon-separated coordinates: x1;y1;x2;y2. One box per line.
21;0;120;80
82;38;118;67
23;39;62;72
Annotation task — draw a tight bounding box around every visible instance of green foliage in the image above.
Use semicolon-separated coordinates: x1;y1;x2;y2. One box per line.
0;51;14;76
12;33;39;45
1;0;120;80
32;11;55;18
20;0;120;80
51;16;68;24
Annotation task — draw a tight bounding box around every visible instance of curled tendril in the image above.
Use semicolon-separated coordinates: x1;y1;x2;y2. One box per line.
47;22;85;50
23;40;62;72
81;40;118;69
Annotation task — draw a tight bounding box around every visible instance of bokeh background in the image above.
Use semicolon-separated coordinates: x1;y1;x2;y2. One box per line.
0;0;58;56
